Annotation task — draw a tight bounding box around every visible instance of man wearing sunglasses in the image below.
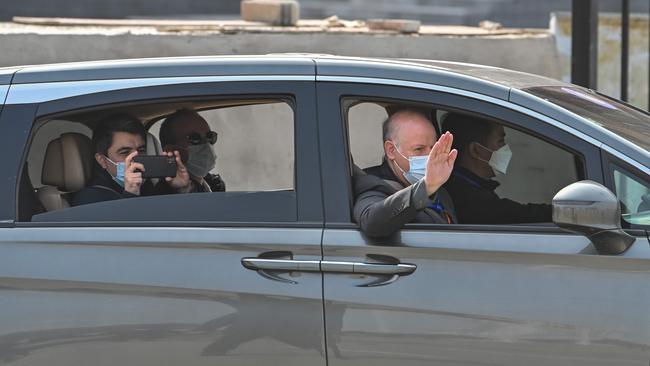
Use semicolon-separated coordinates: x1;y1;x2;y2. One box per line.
158;109;226;193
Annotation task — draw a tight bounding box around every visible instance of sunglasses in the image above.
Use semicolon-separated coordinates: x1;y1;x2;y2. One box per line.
186;131;218;145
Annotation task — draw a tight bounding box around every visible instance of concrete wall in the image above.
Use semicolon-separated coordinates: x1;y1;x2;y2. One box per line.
0;0;240;21
0;24;561;78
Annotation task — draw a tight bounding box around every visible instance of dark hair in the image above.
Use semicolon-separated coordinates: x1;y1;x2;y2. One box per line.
441;113;495;157
159;109;201;147
92;114;146;155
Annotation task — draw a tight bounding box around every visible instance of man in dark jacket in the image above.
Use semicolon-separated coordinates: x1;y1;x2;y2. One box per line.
353;109;458;238
441;113;551;224
72;114;190;206
158;109;226;193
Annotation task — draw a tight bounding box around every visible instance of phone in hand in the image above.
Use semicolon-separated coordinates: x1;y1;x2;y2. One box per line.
133;155;177;178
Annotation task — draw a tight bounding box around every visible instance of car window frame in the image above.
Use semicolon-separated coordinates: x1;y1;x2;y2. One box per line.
15;80;323;227
316;81;603;232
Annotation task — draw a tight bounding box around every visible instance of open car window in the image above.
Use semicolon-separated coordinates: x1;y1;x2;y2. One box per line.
20;97;297;223
346;99;583;226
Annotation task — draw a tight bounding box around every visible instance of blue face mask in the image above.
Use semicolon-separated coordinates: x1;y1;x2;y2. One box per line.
105;156;126;187
392;144;428;185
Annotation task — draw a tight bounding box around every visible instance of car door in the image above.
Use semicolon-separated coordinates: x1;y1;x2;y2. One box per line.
0;76;326;365
317;81;650;366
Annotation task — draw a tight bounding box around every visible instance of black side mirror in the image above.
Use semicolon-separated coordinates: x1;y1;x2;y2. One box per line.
552;180;635;255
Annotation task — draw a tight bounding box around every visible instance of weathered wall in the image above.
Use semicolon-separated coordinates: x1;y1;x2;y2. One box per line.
0;22;561;78
552;12;650;109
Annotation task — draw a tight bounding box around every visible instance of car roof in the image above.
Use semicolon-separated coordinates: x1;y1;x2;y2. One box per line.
9;54;567;93
6;54;649;169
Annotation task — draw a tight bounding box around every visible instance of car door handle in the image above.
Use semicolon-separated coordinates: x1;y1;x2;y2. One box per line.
242;257;416;287
320;261;416;275
241;258;416;275
241;258;321;272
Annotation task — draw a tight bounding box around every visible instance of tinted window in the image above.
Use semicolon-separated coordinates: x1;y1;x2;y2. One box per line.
524;86;650;151
611;165;650;226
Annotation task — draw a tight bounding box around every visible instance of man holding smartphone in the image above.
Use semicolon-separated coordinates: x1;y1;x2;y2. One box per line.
157;109;226;193
72;114;191;206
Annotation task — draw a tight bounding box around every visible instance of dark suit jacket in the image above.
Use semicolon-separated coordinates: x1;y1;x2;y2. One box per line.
71;164;147;206
353;161;457;238
443;166;551;224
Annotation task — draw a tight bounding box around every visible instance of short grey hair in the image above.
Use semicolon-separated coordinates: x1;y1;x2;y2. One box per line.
382;108;430;144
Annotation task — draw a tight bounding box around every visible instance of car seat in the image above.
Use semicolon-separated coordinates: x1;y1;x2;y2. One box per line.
37;133;94;211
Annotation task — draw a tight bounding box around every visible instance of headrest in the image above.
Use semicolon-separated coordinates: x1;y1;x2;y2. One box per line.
41;133;94;191
146;132;162;155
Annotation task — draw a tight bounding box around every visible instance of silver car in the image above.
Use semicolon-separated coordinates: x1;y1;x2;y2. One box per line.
0;55;648;365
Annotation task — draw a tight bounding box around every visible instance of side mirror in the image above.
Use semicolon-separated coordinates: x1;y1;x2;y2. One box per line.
552;180;635;255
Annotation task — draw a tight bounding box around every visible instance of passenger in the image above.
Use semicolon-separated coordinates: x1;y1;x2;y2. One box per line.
72;114;190;206
353;109;458;238
441;113;552;224
158;109;226;193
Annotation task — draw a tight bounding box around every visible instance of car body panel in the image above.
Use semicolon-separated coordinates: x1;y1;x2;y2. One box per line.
0;227;326;366
322;229;650;366
0;104;37;222
0;67;20;86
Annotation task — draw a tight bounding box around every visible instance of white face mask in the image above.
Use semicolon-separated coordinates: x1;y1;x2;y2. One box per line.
477;143;512;175
186;143;217;178
392;143;428;184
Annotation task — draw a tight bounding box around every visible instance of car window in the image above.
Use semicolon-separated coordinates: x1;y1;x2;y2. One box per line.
611;165;650;226
149;102;294;191
346;99;583;225
19;98;297;223
347;102;388;169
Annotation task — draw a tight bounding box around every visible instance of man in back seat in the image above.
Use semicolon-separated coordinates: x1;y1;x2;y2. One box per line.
353;109;458;238
72;114;191;206
158;109;226;193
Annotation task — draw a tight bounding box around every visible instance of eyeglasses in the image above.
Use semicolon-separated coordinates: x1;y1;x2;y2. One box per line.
186;131;218;145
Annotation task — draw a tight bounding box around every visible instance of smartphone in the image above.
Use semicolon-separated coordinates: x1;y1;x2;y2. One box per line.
133;155;177;178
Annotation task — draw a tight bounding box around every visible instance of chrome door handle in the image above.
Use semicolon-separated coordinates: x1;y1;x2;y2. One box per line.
242;256;416;287
241;258;321;272
320;261;416;275
242;259;416;275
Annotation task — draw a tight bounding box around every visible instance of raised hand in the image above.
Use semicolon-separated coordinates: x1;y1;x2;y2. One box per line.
124;150;144;195
424;131;458;196
165;150;191;192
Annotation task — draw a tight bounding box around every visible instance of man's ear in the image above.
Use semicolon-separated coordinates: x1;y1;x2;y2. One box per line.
384;140;396;160
95;153;107;169
467;142;482;160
